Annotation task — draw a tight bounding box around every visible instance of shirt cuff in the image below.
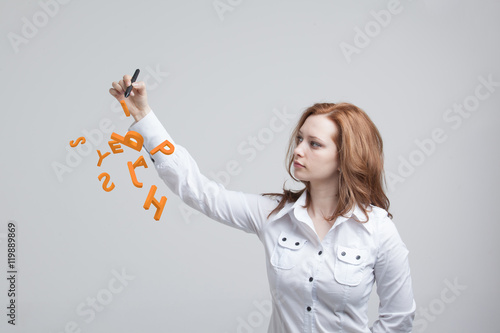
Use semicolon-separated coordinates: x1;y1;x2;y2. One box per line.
128;110;176;166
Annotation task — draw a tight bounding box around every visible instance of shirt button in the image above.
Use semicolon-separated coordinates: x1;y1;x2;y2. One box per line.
309;277;313;282
307;306;312;312
356;255;361;260
341;251;346;256
295;242;300;246
318;250;323;255
282;237;287;241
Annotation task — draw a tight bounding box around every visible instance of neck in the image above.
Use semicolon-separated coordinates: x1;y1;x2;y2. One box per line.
307;176;340;220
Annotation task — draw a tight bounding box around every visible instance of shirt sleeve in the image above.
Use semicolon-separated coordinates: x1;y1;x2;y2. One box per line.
128;110;278;236
370;217;416;333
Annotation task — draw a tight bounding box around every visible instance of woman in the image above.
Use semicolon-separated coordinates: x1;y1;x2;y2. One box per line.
109;74;416;332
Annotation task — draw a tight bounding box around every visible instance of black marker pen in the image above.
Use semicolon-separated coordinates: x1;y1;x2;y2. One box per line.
124;69;140;98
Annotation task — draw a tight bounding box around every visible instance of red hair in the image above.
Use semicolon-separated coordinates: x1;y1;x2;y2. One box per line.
262;102;392;222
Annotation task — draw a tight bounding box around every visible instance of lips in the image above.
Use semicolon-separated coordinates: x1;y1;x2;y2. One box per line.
293;161;304;168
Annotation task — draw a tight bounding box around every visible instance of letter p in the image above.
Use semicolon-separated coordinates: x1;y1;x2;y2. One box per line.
151;139;175;155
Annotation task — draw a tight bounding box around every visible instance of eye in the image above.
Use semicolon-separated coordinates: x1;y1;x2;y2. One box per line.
296;135;321;148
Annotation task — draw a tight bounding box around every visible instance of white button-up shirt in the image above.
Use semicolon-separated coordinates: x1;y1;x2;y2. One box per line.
129;111;416;332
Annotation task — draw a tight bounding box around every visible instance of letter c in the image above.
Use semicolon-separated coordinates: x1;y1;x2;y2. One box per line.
441;287;456;303
475;84;490;100
269;116;285;132
108;277;124;294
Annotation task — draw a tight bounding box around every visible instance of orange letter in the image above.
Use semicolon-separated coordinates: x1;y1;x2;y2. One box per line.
69;137;86;147
143;185;167;221
108;140;123;154
128;156;148;187
98;172;115;192
97;150;111;167
151;139;175;155
120;100;130;117
127;162;142;188
133;155;148;169
110;131;144;152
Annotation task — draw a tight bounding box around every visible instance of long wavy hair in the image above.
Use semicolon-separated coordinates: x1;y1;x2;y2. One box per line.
261;102;392;222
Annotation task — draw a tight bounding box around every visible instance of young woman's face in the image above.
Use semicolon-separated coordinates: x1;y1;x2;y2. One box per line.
293;114;340;183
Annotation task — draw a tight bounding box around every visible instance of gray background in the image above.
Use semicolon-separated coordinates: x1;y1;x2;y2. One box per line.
1;0;499;332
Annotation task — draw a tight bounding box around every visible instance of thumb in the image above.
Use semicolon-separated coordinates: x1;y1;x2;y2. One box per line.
132;81;147;95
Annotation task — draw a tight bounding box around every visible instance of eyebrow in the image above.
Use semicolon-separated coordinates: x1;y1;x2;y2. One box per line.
298;130;324;142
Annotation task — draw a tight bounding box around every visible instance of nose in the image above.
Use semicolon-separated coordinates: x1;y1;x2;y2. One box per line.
294;142;304;158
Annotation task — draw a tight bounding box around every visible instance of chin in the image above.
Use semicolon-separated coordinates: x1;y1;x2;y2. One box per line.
293;171;307;182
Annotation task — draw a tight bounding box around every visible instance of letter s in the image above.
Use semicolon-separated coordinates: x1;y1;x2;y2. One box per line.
69;137;86;147
413;317;427;332
442;108;461;130
76;302;95;323
237;142;257;162
98;172;115;192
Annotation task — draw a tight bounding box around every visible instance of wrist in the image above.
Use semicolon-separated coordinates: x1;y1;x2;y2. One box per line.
134;106;151;122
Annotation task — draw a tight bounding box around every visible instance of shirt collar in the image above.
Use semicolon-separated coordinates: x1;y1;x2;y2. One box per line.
271;191;373;234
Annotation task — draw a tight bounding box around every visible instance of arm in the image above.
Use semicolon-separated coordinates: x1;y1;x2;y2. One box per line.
128;110;278;235
109;74;277;235
370;217;416;333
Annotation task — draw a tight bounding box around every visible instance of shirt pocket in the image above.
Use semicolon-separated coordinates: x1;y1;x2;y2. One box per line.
334;244;368;286
270;231;308;270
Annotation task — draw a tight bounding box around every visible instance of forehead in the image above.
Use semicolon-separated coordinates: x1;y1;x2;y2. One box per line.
300;114;338;140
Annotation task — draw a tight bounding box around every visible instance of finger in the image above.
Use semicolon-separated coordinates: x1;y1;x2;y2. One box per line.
112;81;124;94
131;81;147;95
123;74;132;88
118;79;127;92
109;88;119;98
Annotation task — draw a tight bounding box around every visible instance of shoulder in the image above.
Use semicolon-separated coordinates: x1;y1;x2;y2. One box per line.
256;193;284;214
366;204;401;239
262;194;296;222
366;205;409;258
259;193;283;208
